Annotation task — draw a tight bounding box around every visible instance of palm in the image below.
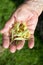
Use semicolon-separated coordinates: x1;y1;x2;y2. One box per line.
0;5;38;53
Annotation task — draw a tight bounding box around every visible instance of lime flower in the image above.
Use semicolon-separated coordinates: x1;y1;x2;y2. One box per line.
10;22;30;43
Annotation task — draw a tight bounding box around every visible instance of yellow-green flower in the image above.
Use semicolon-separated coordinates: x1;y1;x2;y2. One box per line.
10;22;30;43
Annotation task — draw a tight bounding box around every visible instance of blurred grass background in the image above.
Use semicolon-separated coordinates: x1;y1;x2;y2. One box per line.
0;0;43;65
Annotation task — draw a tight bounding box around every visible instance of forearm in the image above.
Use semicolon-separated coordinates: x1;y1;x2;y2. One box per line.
24;0;43;16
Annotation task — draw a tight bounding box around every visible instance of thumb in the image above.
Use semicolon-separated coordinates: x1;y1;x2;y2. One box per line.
0;29;6;34
0;15;16;34
28;34;34;49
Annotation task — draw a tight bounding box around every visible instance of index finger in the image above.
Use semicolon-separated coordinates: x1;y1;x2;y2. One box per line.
2;34;10;48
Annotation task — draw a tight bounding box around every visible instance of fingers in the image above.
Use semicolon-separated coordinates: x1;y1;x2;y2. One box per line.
27;12;38;49
9;42;16;53
9;40;25;53
28;34;34;49
3;34;10;48
16;40;25;50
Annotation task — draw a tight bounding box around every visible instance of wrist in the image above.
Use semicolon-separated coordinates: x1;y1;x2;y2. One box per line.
24;0;43;16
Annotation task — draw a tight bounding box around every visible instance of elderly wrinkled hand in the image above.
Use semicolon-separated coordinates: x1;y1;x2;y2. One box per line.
0;2;41;53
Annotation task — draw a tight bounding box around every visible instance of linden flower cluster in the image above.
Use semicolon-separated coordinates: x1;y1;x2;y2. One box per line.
10;22;30;43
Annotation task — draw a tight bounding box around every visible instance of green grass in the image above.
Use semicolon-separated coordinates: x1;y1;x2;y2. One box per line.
0;0;43;65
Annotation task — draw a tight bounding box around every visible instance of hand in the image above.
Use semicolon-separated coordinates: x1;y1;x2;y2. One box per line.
0;4;38;53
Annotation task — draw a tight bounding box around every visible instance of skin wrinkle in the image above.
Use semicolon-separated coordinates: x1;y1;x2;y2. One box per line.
14;3;37;23
13;8;38;35
27;11;38;34
0;0;43;52
25;0;43;16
